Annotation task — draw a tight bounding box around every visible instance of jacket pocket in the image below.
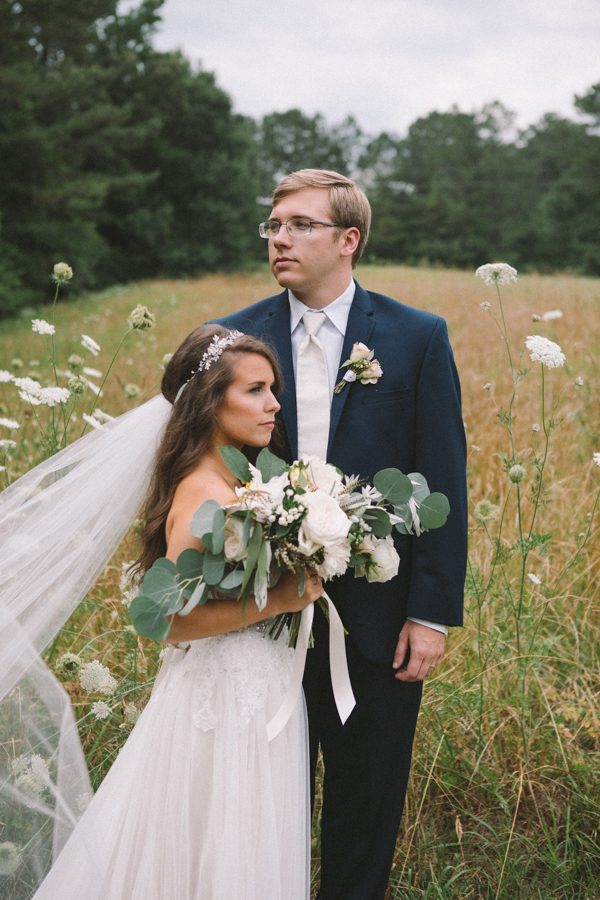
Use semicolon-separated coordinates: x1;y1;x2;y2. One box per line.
361;388;409;405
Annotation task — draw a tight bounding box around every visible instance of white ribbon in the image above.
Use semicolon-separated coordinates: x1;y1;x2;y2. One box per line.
266;590;356;742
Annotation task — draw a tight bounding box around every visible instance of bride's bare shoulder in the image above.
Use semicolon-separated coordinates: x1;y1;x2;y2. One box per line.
166;467;236;550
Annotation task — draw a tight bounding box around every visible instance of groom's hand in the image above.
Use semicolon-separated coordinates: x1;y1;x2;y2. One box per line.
392;621;446;682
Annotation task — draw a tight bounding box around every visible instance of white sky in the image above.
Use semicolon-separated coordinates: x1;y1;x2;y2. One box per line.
147;0;599;136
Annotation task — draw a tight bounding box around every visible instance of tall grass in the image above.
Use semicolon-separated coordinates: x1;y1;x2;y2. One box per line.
1;265;598;898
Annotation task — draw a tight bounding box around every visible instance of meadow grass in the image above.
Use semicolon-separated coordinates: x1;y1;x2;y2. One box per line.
1;264;598;898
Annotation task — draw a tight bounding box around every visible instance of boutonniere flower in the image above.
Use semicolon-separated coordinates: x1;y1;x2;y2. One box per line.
334;342;383;394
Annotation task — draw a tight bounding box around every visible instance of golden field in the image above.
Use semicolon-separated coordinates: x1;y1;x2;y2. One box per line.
0;264;598;898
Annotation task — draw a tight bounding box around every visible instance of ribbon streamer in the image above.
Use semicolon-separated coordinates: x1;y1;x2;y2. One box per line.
266;591;356;742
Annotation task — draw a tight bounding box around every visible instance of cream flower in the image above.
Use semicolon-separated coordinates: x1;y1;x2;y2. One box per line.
366;536;400;583
316;540;352;579
0;416;19;429
223;516;247;561
127;304;156;331
525;335;566;369
298;490;351;556
31;318;55;335
302;456;344;497
91;700;111;720
81;334;101;356
541;309;563;321
0;841;21;876
53;262;73;282
361;360;384;383
79;660;117;695
475;263;518;285
349;342;374;363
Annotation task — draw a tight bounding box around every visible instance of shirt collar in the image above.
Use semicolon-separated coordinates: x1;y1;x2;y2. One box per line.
288;279;355;335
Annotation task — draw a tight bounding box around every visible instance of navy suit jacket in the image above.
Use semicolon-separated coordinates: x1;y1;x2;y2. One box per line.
214;281;467;662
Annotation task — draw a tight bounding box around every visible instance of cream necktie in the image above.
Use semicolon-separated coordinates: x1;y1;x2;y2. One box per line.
296;311;330;461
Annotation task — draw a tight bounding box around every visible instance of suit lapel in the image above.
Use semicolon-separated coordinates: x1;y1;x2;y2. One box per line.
328;283;375;455
259;292;298;458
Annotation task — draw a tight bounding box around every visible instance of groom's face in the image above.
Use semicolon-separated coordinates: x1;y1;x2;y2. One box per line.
267;188;347;298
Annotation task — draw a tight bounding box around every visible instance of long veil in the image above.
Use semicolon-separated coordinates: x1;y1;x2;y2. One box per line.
0;394;171;897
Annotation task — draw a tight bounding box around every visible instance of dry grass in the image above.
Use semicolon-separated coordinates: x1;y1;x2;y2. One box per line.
1;264;599;898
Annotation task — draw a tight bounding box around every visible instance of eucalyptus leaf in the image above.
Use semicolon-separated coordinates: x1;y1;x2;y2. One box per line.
363;506;393;537
203;552;226;585
408;472;430;503
176;548;205;582
219;445;252;483
418;492;450;529
211;507;225;555
255;447;288;481
219;569;244;591
140;559;180;612
240;523;263;596
373;468;412;505
179;580;208;616
190;499;221;541
128;595;171;642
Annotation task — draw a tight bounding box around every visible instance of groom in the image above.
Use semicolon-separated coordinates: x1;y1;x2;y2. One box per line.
215;169;467;899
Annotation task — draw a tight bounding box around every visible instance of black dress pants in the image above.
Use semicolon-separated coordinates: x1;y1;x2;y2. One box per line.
303;610;423;900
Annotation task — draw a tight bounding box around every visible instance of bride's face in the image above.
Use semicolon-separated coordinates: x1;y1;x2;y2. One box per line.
212;352;280;450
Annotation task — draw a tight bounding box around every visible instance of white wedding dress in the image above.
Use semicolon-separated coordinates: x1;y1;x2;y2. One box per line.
33;625;310;900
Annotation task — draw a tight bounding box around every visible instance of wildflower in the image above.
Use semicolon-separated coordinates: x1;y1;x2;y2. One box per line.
531;314;541;322
12;754;50;805
76;792;93;812
0;439;17;450
94;408;114;423
0;417;19;430
122;702;141;726
161;352;173;369
483;382;491;390
10;358;23;369
82;413;103;430
527;573;542;586
14;376;42;405
471;444;481;453
68;353;84;371
593;452;600;468
52;262;73;283
38;386;70;407
541;309;563;321
67;375;86;395
124;383;140;398
81;334;101;356
525;335;566;369
479;301;491;311
474;499;499;525
91;700;111;721
119;560;139;607
509;464;526;483
531;423;541;433
0;369;13;382
128;304;156;331
0;841;21;876
54;652;83;679
82;366;102;378
574;376;584;387
79;660;118;695
29;359;40;367
83;378;102;396
31;318;55;335
475;263;518;286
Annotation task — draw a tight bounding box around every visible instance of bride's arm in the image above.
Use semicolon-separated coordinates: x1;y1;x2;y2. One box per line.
163;474;321;643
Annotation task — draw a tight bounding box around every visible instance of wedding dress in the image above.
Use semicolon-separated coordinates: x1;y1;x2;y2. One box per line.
32;625;310;900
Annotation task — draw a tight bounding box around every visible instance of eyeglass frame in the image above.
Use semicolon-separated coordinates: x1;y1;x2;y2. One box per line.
258;217;344;239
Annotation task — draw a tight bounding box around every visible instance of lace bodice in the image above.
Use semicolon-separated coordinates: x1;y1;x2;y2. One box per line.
155;626;294;731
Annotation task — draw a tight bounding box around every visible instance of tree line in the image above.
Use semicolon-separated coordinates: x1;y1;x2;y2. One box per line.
1;0;598;317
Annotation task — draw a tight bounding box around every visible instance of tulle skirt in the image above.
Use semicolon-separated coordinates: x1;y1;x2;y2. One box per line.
33;627;310;899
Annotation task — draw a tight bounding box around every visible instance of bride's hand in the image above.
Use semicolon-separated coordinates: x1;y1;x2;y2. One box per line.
269;570;323;614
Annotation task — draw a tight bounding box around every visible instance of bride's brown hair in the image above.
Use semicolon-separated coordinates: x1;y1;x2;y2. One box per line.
134;325;282;575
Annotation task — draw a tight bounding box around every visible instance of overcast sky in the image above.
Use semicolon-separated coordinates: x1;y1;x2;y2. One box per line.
148;0;599;136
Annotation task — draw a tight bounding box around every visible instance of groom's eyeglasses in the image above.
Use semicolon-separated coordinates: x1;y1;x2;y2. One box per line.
258;217;342;239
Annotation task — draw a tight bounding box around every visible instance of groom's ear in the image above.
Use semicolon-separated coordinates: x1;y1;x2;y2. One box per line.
339;226;360;259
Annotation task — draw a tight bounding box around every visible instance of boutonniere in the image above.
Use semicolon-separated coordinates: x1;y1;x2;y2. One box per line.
334;342;383;394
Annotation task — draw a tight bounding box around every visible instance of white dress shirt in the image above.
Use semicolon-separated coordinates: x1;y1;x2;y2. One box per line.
287;283;447;637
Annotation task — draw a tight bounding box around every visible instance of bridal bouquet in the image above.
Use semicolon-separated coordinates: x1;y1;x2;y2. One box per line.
128;447;450;642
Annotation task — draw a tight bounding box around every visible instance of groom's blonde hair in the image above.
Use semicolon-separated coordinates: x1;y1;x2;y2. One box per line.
273;169;371;267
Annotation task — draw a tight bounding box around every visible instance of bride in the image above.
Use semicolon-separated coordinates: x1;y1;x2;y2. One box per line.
0;325;321;899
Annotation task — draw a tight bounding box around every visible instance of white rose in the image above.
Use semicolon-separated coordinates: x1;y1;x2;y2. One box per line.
223;516;247;561
302;456;343;497
349;342;373;363
299;490;351;553
316;540;351;579
366;536;400;583
360;360;383;384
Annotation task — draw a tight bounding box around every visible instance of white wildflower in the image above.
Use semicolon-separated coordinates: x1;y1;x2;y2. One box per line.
83;378;102;396
91;700;111;721
531;313;541;322
127;304;156;331
531;423;541;433
54;652;83;678
161;352;173;369
123;702;140;725
76;792;92;812
475;263;518;286
527;573;542;586
0;841;21;876
81;334;101;356
483;382;491;391
0;439;16;450
574;376;584;387
14;376;42;405
52;262;73;283
67;375;86;395
0;416;20;429
94;408;114;423
119;561;139;607
38;386;70;407
82;366;102;378
124;383;140;398
68;353;84;371
0;369;13;382
541;309;563;321
474;499;499;525
12;754;50;806
525;335;566;369
79;660;117;695
593;452;600;468
471;444;481;453
82;413;103;430
31;318;55;335
479;301;491;311
509;464;526;483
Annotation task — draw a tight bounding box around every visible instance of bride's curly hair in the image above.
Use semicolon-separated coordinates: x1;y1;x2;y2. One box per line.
134;324;282;575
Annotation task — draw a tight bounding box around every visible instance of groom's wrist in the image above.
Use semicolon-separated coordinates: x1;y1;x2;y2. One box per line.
407;617;448;635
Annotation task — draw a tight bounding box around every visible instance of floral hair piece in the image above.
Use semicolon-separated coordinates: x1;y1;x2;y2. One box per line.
174;329;245;402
